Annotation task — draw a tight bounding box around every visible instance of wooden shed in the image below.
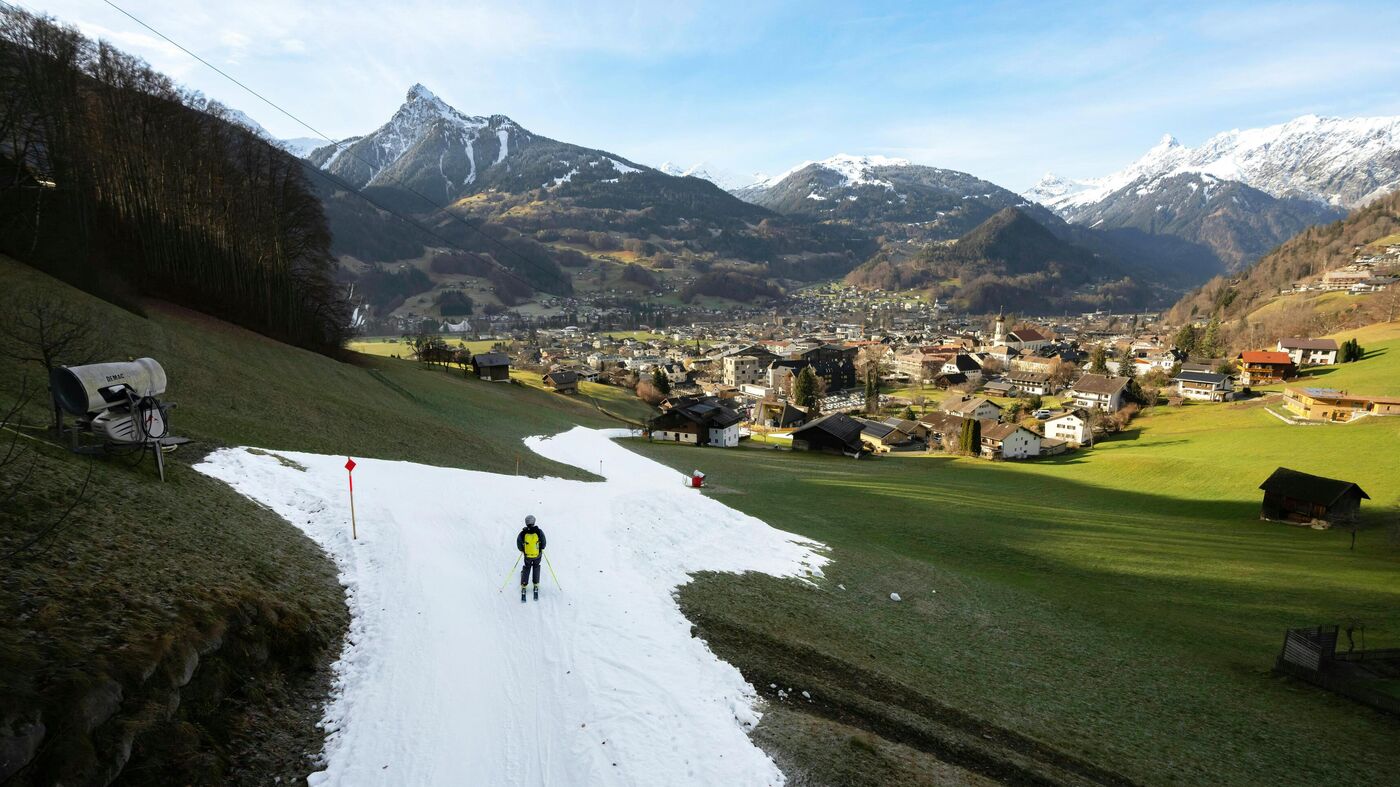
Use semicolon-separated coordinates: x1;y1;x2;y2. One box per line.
1259;467;1369;527
470;352;511;382
542;369;580;394
790;413;867;457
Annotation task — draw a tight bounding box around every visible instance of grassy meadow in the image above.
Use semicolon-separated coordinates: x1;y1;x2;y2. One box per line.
631;338;1400;785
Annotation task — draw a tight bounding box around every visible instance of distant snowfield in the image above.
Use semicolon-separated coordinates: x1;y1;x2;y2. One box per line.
196;427;825;786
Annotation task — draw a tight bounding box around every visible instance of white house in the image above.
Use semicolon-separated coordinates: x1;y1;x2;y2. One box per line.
979;421;1041;459
1070;374;1130;412
1043;409;1092;447
1276;338;1339;366
1172;371;1234;402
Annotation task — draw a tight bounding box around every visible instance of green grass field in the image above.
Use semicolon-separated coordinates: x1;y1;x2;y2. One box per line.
1254;322;1400;397
346;336;500;359
631;351;1400;784
510;369;657;425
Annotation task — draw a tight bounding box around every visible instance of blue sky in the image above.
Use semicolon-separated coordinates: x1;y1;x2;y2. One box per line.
29;0;1400;189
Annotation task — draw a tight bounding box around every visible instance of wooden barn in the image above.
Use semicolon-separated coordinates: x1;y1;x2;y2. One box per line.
790;413;867;457
542;369;580;394
1258;467;1369;527
470;352;511;382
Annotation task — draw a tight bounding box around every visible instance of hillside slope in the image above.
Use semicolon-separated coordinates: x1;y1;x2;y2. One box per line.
1168;188;1400;323
846;207;1147;312
0;256;615;784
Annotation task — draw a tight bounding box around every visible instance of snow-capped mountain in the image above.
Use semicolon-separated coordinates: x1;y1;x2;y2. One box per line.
656;161;751;190
733;153;1058;238
279;137;325;158
1028;114;1400;213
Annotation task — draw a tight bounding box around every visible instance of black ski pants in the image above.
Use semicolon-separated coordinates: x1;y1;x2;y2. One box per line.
520;556;541;587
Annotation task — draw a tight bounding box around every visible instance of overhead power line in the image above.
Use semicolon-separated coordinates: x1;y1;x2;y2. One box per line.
89;0;569;294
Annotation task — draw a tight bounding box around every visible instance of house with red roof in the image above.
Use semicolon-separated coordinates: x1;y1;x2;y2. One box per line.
1236;351;1296;386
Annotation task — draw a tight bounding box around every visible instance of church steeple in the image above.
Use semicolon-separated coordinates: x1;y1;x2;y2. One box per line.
993;308;1005;346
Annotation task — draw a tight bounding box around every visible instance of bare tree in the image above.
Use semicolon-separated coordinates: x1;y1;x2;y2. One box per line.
0;291;111;431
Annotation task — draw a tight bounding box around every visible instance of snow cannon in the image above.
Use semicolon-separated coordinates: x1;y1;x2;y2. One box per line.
51;358;166;418
51;357;181;480
687;470;706;489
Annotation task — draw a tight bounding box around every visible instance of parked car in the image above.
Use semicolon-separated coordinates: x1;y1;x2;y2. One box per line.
1033;409;1052;419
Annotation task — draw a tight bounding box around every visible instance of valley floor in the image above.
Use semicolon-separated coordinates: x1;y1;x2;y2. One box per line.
196;427;828;786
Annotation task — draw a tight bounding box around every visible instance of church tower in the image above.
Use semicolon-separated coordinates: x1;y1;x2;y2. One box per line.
992;309;1006;346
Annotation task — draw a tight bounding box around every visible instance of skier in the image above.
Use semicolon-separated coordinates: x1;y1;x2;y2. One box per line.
517;515;547;602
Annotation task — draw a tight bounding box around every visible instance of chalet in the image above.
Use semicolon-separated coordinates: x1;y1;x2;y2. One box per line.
979;421;1041;460
1172;370;1234;402
1236;351;1295;386
1069;374;1130;412
470;352;511;382
1282;388;1400;422
542;369;579;394
918;411;967;447
1258;467;1369;527
1042;408;1092;447
1007;370;1052;396
791;413;867;456
1276;338;1339;366
941;396;1002;421
646;398;743;447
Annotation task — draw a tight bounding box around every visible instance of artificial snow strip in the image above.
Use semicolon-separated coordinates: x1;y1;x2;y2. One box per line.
196;427;826;786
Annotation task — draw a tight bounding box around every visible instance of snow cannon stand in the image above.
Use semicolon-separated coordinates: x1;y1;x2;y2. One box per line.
686;470;706;489
50;357;189;481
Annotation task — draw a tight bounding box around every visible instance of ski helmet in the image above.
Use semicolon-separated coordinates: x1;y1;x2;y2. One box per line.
525;515;536;526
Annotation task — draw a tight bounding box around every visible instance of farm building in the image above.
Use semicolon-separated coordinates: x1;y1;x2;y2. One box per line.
1276;338;1339;366
790;413;867;456
470;352;511;382
542;369;579;394
1258;467;1369;527
1236;351;1295;386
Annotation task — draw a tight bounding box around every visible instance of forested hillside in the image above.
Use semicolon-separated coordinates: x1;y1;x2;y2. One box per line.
0;10;347;353
1168;188;1400;323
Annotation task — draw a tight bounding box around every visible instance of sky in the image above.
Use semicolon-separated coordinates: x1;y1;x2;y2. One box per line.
23;0;1400;190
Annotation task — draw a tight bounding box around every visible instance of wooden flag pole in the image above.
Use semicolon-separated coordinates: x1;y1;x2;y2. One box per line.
345;457;358;540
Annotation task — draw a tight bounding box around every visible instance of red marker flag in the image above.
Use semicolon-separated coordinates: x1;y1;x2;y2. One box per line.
345;458;358;540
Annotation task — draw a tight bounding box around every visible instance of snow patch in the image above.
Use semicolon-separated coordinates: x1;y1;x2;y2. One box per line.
195;427;825;786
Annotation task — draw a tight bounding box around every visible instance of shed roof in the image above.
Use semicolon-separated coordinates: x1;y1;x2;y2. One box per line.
1259;467;1369;506
792;413;865;448
472;352;510;366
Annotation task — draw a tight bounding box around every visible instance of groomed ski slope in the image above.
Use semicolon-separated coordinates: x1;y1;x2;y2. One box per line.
196;427;826;786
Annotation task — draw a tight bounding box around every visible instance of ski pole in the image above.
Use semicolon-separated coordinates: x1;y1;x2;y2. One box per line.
544;553;563;591
498;554;521;592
